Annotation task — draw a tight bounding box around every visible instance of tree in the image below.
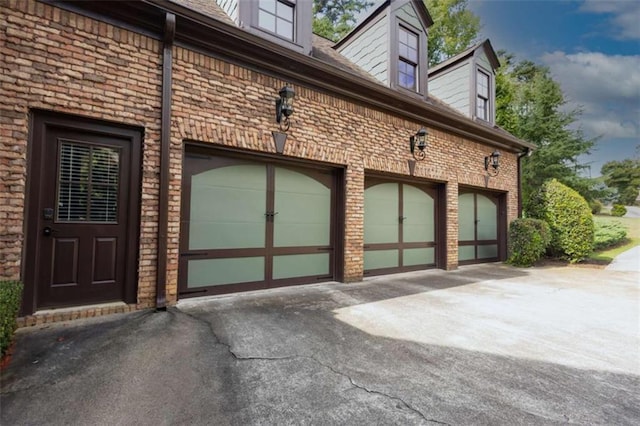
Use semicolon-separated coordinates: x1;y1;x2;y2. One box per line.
495;53;597;207
425;0;480;66
601;159;640;205
313;0;373;41
527;179;594;263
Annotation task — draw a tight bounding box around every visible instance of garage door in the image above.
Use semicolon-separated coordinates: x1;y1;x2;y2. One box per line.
458;191;504;264
179;152;339;297
363;179;438;275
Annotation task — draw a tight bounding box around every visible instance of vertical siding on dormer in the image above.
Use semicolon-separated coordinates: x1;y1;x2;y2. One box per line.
338;15;389;85
396;3;421;30
429;63;471;117
216;0;238;23
476;53;492;73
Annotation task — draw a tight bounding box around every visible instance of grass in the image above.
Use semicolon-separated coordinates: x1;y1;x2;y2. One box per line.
588;215;640;263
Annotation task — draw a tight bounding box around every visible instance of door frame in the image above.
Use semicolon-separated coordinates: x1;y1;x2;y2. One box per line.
178;142;346;299
457;187;508;264
363;172;446;275
21;110;143;315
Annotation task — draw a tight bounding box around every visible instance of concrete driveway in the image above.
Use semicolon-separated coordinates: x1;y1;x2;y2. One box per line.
2;264;639;425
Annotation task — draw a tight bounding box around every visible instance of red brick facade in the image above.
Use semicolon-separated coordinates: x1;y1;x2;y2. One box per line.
1;1;520;325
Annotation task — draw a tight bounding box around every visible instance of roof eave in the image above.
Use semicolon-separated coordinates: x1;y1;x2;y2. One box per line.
97;0;532;152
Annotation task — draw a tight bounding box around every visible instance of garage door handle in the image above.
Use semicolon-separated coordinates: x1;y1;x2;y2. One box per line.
264;211;279;221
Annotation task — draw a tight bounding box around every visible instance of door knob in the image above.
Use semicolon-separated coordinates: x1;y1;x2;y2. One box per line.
43;226;53;236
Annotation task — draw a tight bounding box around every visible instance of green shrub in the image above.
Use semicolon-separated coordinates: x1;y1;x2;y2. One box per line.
589;200;603;215
507;218;551;267
527;179;594;262
1;280;23;357
611;204;627;217
593;219;628;250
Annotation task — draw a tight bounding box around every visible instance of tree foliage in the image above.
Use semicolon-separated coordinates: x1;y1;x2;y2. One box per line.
425;0;480;66
527;179;594;262
495;53;597;207
312;0;373;41
507;218;550;267
601;159;640;205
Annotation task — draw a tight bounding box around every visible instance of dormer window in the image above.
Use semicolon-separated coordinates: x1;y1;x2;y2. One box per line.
398;26;419;90
476;69;490;121
234;0;312;54
258;0;294;41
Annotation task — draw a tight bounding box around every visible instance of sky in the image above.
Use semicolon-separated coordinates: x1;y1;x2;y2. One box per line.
467;0;640;177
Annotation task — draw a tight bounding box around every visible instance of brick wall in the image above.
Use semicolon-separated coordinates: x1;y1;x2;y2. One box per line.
171;47;519;283
0;0;162;309
1;0;520;317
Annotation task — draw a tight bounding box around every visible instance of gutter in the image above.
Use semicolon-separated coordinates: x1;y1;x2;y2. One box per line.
156;12;175;311
517;148;532;216
142;0;534;153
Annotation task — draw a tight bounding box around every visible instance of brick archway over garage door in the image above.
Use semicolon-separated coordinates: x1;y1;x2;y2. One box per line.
178;146;344;298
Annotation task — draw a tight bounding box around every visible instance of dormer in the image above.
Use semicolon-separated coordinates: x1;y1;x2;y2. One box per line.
333;0;433;98
428;39;500;125
215;0;313;54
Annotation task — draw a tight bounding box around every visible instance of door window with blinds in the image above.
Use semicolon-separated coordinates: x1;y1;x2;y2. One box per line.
56;141;121;223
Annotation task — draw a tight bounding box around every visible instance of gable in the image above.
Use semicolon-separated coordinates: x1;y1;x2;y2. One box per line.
337;14;390;86
335;0;431;96
429;61;471;117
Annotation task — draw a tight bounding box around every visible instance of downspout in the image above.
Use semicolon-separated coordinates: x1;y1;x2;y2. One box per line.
156;12;175;311
517;148;532;217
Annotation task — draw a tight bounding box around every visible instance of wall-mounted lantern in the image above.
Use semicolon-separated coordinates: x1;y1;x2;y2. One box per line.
409;127;428;161
275;85;295;132
484;150;501;176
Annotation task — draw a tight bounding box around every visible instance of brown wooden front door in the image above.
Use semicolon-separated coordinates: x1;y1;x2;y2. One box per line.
22;112;141;314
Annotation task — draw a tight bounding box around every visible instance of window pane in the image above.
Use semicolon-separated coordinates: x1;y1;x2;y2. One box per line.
260;0;276;14
364;249;399;270
57;142;119;223
477;71;489;97
273;253;329;280
407;46;418;63
258;10;276;32
189;164;267;250
403;247;435;266
399;43;408;59
407;32;418;49
277;17;293;39
478;244;498;259
399;27;407;44
364;183;399;244
398;60;416;90
273;167;330;247
276;1;293;21
477;100;487;120
187;257;265;288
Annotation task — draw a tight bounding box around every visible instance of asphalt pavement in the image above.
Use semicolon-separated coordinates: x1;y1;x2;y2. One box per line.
1;264;639;425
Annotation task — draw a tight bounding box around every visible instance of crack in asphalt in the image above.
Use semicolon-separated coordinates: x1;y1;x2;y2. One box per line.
178;307;449;425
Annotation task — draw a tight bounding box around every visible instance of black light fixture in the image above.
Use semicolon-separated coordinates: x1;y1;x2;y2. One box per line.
409;127;428;161
275;85;295;131
484;150;501;176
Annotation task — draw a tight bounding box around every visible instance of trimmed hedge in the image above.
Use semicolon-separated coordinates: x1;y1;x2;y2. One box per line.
507;218;551;267
527;179;594;262
611;204;627;217
593;219;628;250
1;280;23;357
589;200;603;215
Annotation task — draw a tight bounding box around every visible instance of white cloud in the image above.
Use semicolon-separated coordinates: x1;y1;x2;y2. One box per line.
541;51;640;139
580;0;640;40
